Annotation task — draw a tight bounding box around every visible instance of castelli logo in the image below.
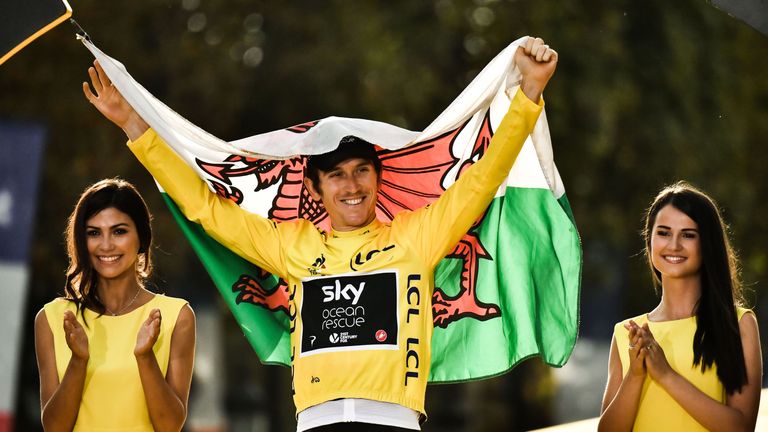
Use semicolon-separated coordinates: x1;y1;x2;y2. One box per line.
375;330;387;342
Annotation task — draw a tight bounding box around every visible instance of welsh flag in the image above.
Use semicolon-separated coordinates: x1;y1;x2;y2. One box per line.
83;36;581;382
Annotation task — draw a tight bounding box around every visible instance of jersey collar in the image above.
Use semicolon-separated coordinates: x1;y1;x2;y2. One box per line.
329;219;384;239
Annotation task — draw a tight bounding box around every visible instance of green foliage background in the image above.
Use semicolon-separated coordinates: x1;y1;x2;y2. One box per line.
2;0;766;430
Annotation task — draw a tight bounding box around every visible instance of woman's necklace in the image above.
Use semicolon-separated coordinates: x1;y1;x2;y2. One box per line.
103;287;142;316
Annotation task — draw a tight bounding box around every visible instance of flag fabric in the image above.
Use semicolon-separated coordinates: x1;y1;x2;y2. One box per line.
0;0;72;66
83;36;581;382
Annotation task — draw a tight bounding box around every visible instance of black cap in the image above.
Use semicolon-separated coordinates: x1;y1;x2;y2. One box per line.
306;135;382;175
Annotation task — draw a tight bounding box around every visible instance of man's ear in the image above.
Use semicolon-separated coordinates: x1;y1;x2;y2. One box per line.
304;177;323;201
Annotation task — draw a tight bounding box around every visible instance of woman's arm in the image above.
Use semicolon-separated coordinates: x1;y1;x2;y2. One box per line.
134;305;196;432
642;314;762;432
598;329;647;432
35;309;89;432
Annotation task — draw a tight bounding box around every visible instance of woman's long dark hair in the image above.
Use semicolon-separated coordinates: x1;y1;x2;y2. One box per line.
643;181;746;394
64;178;153;318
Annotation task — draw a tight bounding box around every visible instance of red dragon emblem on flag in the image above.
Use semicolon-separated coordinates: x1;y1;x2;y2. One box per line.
195;112;502;328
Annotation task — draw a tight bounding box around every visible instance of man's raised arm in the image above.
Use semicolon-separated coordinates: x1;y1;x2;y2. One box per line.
83;61;287;278
83;60;150;141
400;37;558;267
516;37;558;104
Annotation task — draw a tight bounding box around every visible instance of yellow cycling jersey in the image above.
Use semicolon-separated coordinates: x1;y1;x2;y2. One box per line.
129;88;543;416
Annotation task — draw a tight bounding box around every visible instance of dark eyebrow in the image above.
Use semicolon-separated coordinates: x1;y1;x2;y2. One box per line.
328;159;373;172
656;225;698;232
86;223;130;230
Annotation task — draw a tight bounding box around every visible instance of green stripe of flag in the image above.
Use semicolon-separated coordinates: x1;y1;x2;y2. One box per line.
430;187;580;382
162;193;292;365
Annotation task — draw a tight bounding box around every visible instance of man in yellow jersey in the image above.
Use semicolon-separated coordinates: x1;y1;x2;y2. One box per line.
84;36;557;431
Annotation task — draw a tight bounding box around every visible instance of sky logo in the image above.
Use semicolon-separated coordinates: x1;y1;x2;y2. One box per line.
321;280;365;305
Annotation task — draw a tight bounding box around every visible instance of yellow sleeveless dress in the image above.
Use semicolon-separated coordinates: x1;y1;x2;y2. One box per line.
43;294;187;432
613;307;751;432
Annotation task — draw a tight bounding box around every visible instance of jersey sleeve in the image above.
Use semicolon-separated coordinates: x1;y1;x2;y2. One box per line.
397;88;544;268
128;130;287;278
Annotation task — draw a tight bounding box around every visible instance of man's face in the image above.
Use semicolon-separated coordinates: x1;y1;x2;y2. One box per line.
304;158;380;232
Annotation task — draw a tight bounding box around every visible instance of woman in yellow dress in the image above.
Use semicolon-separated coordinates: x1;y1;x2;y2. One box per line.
34;178;196;432
598;182;762;431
